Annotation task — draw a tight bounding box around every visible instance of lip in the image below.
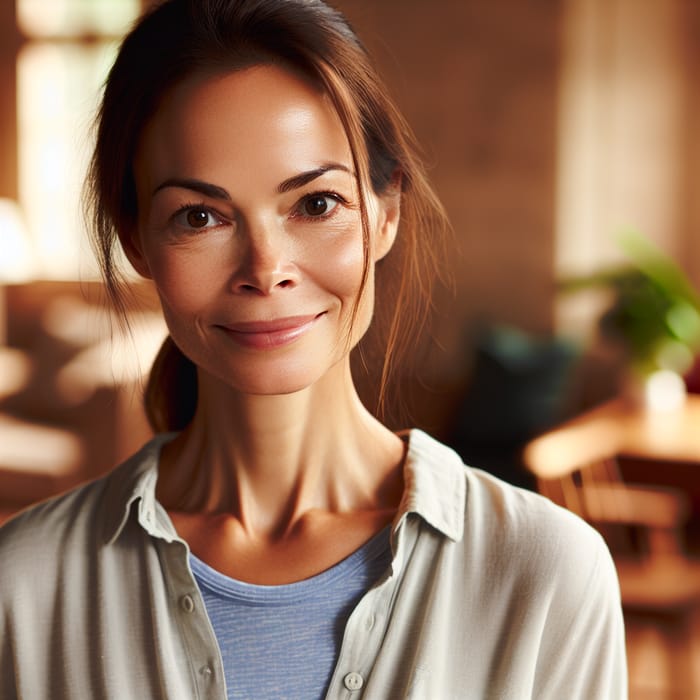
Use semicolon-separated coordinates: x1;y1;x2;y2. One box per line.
218;313;325;349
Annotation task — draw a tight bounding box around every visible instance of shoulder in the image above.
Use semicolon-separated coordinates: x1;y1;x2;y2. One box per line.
399;431;626;695
458;465;626;695
0;476;111;629
466;464;603;551
407;429;616;592
462;460;619;604
0;436;166;592
0;475;109;551
0;474;113;590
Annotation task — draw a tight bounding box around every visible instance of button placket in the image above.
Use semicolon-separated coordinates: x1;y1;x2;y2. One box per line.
328;547;400;697
158;540;226;698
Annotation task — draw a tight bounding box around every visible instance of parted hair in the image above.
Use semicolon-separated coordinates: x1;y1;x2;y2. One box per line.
85;0;449;432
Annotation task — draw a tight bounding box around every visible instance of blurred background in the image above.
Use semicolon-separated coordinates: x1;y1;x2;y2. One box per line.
1;1;700;696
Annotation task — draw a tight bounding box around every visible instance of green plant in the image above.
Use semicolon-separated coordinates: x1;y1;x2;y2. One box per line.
559;232;700;376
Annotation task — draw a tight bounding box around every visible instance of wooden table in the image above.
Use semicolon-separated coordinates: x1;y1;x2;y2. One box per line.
523;393;700;533
524;394;700;480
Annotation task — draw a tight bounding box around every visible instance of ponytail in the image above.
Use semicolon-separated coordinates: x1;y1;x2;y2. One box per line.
144;337;198;433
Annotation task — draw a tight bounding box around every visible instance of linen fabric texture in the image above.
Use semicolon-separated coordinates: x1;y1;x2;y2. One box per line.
0;429;627;699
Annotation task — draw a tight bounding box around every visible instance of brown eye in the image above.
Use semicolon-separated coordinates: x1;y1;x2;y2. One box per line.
173;206;222;231
186;208;210;228
304;196;329;216
300;194;338;218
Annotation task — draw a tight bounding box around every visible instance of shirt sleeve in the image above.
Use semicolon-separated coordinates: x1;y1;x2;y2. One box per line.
533;527;628;699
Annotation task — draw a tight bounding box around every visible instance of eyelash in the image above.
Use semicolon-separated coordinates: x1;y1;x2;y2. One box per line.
170;202;229;232
169;190;349;233
292;191;348;222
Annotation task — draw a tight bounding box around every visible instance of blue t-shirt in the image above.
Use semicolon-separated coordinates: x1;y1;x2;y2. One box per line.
189;526;392;700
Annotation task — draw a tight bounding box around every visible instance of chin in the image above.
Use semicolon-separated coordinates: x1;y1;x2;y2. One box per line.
202;356;340;398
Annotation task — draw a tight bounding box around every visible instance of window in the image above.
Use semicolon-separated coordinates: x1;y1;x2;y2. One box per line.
554;0;687;337
15;0;140;279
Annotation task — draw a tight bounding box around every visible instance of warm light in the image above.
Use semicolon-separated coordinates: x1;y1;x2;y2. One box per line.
555;0;686;336
16;0;140;280
643;369;687;412
0;198;36;282
17;42;119;279
17;0;140;39
0;414;83;474
0;348;33;400
523;417;620;479
55;313;167;405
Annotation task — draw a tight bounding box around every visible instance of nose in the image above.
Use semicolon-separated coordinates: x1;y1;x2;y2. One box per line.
231;225;299;295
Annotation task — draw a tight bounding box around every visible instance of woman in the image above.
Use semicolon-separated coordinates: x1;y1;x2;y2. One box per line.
0;1;626;698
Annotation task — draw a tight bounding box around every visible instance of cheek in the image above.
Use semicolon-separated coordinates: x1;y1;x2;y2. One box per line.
307;227;366;303
146;246;226;316
314;226;376;346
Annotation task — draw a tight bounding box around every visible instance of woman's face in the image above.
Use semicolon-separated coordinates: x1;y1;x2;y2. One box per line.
130;65;399;396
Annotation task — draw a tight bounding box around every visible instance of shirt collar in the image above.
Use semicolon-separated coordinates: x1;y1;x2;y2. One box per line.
103;433;177;545
397;429;466;542
103;428;466;545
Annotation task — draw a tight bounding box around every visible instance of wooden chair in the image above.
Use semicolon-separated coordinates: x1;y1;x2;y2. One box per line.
524;415;700;695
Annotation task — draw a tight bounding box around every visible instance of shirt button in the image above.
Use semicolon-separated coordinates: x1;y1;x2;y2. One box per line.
344;672;364;691
365;614;375;631
199;665;213;679
180;594;195;613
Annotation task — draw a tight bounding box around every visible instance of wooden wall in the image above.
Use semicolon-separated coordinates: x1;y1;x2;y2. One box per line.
333;1;564;429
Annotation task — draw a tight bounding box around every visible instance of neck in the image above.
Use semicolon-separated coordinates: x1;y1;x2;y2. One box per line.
156;360;405;539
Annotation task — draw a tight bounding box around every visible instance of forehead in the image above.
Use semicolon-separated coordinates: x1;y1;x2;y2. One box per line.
135;64;354;191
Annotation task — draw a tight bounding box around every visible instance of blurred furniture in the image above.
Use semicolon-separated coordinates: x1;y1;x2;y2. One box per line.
524;395;700;695
524;394;700;475
0;281;163;524
447;325;580;489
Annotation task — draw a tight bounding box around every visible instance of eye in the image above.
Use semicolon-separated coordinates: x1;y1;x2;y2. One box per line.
297;193;340;219
173;205;224;230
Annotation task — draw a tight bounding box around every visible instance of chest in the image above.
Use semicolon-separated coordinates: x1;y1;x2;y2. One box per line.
188;528;392;699
168;509;396;584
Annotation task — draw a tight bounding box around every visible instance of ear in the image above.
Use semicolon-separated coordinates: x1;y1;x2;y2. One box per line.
372;175;401;262
118;226;153;279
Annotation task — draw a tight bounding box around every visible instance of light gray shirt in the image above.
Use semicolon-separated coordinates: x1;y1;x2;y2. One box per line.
0;429;627;699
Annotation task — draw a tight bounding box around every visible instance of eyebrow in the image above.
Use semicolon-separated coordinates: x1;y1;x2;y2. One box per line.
152;164;354;199
153;178;231;200
276;164;354;193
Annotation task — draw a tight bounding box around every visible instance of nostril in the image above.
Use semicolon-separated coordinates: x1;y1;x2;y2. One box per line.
233;270;297;295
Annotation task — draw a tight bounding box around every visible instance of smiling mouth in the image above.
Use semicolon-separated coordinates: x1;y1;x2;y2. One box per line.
218;312;326;349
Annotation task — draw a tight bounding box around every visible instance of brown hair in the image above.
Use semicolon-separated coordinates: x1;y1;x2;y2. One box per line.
85;0;449;432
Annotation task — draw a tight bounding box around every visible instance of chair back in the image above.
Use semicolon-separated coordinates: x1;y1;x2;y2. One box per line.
526;432;689;562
